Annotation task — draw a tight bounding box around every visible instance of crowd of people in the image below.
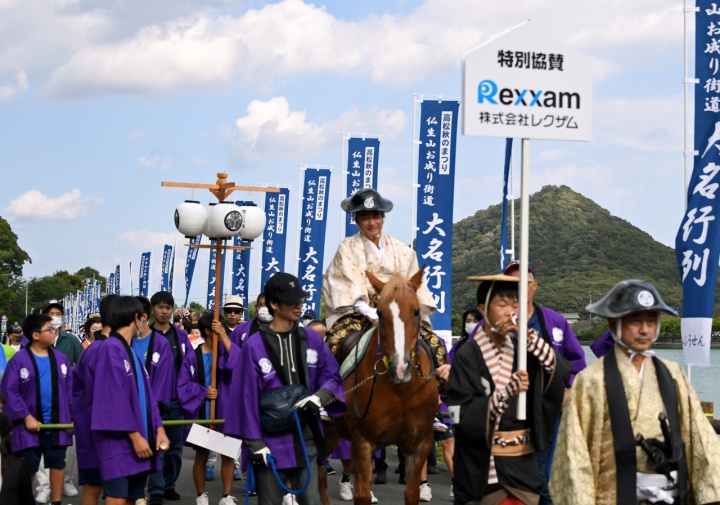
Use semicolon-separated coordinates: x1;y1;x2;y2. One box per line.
1;187;719;505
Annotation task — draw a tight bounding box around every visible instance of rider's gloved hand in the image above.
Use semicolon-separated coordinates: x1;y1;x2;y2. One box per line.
354;300;378;320
294;395;322;416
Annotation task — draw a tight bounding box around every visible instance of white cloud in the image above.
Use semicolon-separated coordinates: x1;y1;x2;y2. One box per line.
231;96;406;164
136;154;172;171
0;0;678;97
0;70;28;101
117;230;181;249
6;188;102;220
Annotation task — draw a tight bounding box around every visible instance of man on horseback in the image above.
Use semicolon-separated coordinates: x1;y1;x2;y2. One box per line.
446;275;571;505
322;187;440;359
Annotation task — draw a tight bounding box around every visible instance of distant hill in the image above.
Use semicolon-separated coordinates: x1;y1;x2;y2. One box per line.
451;185;682;317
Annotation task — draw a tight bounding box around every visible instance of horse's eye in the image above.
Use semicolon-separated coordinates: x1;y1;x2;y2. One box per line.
414;309;420;317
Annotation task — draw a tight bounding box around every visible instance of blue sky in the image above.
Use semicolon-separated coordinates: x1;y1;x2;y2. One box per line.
1;0;689;306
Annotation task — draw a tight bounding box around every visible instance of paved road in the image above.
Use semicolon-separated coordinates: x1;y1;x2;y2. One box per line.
62;446;453;505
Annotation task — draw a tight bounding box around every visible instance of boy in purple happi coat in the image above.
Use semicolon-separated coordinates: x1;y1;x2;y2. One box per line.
177;313;239;505
234;273;346;505
229;293;272;348
90;296;170;505
1;313;73;505
133;297;176;403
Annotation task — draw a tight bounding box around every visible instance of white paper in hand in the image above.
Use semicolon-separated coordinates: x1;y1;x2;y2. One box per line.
186;424;242;459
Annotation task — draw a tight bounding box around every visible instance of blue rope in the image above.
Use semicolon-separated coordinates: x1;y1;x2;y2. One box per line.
245;408;312;503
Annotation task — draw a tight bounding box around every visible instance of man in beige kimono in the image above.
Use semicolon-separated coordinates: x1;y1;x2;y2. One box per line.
549;280;720;505
322;188;439;356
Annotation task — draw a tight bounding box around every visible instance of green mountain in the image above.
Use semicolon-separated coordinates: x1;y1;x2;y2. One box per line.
451;185;682;317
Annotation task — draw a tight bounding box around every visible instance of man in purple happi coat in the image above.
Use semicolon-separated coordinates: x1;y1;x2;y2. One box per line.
229;292;271;348
71;337;105;505
234;273;346;505
1;313;73;505
90;296;169;505
134;296;176;403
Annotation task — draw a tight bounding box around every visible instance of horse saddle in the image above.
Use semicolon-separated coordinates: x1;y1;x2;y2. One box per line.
338;327;376;380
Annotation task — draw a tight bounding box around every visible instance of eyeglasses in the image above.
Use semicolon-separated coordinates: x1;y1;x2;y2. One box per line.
224;308;244;314
39;328;56;334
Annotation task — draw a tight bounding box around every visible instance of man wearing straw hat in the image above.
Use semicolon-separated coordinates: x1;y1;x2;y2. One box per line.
549;280;720;504
446;274;570;505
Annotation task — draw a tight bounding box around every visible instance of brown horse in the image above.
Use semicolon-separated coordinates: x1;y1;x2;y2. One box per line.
322;268;439;505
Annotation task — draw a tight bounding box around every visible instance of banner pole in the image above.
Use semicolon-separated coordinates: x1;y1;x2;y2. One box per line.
296;165;304;276
341;133;346;241
510;143;516;260
411;93;420;242
517;138;530;421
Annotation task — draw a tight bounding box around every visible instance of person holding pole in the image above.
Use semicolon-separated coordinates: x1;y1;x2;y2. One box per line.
549;280;720;504
90;295;170;505
177;312;238;505
446;275;570;505
1;313;74;505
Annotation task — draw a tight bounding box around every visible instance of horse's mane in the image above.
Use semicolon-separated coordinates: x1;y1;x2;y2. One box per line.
378;274;417;302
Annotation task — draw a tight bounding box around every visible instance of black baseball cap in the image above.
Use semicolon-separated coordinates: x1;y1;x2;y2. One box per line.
8;322;22;334
41;299;64;313
265;273;309;305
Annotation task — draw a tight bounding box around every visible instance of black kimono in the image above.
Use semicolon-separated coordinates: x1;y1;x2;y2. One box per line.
446;335;570;505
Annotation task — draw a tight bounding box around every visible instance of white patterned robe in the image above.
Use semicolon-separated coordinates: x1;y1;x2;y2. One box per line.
322;232;436;328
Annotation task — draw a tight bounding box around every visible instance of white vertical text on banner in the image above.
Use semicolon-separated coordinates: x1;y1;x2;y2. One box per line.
675;2;720;367
114;265;121;295
206;240;226;310
298;168;331;315
139;252;151;297
184;235;202;308
93;280;101;313
261;187;290;291
161;244;173;293
75;290;84;334
232;201;252;308
345;138;380;237
415;100;460;338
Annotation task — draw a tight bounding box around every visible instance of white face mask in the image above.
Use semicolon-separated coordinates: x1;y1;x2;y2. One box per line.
51;317;63;330
464;322;477;335
257;306;273;323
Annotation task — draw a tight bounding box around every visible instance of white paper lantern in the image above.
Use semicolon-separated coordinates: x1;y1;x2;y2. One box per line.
174;201;208;238
238;203;266;241
206;202;244;239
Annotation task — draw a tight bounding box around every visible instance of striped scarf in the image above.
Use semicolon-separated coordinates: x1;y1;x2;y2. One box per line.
474;328;515;484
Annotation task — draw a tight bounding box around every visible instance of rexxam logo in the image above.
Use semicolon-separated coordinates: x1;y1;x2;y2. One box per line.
478;79;581;109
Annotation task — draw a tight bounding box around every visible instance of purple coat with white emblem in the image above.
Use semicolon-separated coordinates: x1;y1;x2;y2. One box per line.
229;319;259;349
71;341;103;469
90;335;163;481
0;347;73;451
234;327;346;470
138;331;176;403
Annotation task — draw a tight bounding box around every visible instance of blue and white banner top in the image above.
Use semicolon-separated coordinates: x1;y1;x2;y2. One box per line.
298;167;331;315
114;265;121;295
345;137;380;237
184;235;202;308
415;99;460;338
92;280;101;313
675;2;720;367
139;252;151;298
161;244;173;293
261;187;290;292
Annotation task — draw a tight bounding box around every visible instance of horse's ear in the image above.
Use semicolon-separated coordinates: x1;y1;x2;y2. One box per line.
366;270;385;294
409;266;425;292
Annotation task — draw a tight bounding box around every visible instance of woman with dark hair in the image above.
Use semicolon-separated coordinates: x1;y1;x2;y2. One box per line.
82;317;103;346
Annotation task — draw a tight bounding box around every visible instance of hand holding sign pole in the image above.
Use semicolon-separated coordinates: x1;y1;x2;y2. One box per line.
462;21;591;420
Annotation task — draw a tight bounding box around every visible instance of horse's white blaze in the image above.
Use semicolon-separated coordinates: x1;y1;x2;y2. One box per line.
389;301;407;377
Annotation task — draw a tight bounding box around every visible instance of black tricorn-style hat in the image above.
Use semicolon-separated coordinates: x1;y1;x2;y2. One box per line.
586;279;677;319
341;188;393;214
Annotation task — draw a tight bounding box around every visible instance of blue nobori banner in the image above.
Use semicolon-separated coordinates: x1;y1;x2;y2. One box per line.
184;235;202;308
415;99;460;338
114;265;121;295
139;252;151;297
674;3;720;367
345;137;380;237
161;245;173;293
261;188;290;291
107;273;114;294
93;280;101;313
169;244;175;294
207;240;226;311
233;201;252;308
298;167;331;315
76;290;84;334
500;138;513;271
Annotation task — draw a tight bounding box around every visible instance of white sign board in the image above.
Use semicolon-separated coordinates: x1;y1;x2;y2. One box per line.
186;423;242;459
463;21;592;141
